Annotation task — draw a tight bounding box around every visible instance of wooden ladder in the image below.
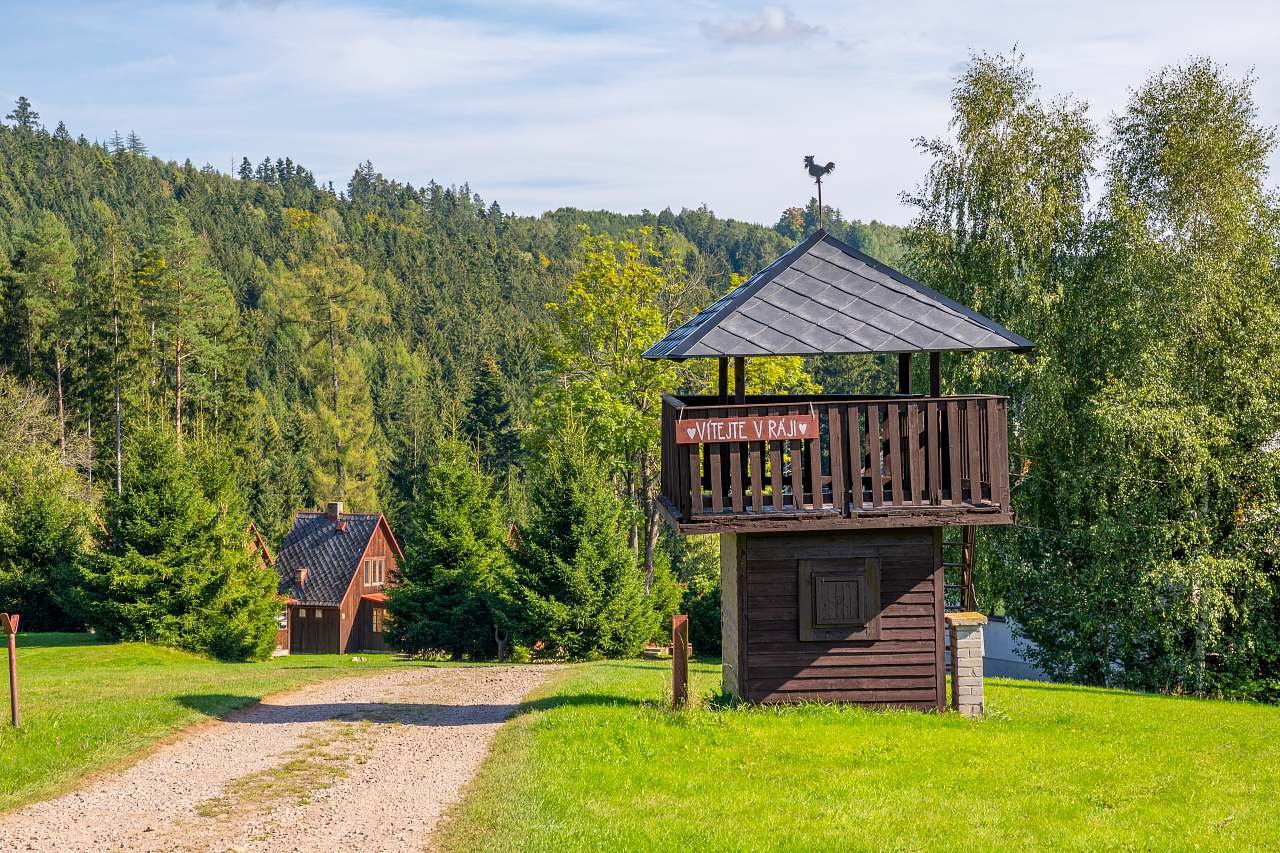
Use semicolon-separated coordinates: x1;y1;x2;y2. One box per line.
942;525;976;611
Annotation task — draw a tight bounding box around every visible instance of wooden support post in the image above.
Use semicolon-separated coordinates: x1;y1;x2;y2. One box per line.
898;353;912;395
672;614;689;708
733;357;746;404
1;614;18;727
718;358;729;403
929;352;941;397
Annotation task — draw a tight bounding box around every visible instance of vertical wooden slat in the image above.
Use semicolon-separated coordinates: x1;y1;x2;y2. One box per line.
729;438;744;514
808;404;824;508
869;404;883;508
686;443;701;516
947;399;963;506
926;400;940;505
966;399;982;505
907;403;923;505
847;404;865;511
749;406;765;514
987;398;1009;508
887;402;904;505
829;405;846;516
770;437;784;512
709;410;724;513
790;408;805;510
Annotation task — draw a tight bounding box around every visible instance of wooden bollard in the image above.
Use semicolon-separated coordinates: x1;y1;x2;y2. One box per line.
672;614;689;708
1;614;18;727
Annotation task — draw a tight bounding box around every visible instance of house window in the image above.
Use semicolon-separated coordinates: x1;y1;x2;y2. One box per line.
366;556;386;587
298;608;307;619
372;608;386;632
314;608;323;619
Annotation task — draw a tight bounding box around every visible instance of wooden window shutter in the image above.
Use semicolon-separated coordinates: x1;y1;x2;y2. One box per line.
798;556;882;642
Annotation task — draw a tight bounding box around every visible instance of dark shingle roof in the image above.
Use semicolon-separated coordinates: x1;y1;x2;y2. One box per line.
643;229;1034;359
275;512;383;606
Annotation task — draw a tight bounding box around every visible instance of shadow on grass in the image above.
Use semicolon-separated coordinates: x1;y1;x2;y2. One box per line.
179;691;649;726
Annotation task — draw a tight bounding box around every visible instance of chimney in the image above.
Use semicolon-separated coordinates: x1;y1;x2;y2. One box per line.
326;501;344;520
294;567;309;588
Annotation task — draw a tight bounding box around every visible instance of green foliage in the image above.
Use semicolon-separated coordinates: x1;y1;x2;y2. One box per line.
386;435;517;659
0;374;94;630
515;413;658;659
911;53;1280;699
68;423;280;661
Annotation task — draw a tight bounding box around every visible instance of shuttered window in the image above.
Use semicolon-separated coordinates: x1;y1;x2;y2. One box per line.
798;557;882;642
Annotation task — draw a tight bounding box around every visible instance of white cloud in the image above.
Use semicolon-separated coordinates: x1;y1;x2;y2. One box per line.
699;6;823;45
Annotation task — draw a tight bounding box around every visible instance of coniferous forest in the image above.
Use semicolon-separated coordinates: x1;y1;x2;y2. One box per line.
4;52;1280;701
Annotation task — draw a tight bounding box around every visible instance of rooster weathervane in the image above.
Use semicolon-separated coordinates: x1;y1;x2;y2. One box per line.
803;155;835;219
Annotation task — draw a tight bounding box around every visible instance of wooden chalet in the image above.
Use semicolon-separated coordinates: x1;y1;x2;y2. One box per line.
646;228;1031;709
273;501;402;654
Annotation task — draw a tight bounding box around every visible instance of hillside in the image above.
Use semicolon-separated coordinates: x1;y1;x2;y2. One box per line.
0;104;905;547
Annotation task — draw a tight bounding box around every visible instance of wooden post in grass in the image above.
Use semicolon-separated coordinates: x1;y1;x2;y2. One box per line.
1;614;18;727
672;614;689;708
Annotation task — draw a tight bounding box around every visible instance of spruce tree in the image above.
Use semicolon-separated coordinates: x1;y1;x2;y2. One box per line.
463;355;520;475
515;413;656;659
386;435;516;659
68;422;279;660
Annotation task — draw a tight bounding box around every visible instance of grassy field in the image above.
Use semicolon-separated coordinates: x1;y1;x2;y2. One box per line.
441;659;1280;851
0;632;415;812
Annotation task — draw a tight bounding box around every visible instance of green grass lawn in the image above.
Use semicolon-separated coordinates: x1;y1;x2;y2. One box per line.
441;659;1280;851
0;632;415;812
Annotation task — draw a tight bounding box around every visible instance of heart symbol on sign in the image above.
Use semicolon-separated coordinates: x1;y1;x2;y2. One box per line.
798;423;809;436
685;426;697;440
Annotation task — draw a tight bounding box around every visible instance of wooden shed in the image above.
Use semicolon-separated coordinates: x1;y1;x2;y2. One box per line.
646;229;1031;709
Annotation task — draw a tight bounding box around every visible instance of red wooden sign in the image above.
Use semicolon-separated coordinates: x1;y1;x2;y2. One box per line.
675;413;819;444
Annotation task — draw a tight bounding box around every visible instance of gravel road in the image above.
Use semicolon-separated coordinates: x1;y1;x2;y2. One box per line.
0;665;550;852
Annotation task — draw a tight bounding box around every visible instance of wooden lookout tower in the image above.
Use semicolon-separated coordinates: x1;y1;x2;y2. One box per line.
645;229;1032;710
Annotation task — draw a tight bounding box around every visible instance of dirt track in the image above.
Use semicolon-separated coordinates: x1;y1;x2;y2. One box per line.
0;665;548;852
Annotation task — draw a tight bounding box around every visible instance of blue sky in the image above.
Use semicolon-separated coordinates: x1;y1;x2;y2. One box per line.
3;1;1279;225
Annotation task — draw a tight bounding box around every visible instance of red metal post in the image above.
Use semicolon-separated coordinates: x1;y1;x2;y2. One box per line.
672;614;689;708
1;614;18;727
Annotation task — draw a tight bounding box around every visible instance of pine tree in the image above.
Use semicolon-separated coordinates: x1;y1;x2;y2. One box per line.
462;355;520;475
267;210;382;505
67;422;279;660
386;435;516;659
514;412;656;659
238;157;253;181
5;97;39;132
14;212;77;458
137;208;238;443
125;131;147;156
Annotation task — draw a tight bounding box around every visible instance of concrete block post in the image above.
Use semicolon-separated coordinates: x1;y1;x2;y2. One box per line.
945;611;987;718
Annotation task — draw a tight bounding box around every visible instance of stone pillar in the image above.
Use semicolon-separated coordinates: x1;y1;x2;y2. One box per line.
945;612;987;717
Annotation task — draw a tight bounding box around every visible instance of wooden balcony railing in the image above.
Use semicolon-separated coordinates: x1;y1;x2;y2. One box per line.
658;393;1012;532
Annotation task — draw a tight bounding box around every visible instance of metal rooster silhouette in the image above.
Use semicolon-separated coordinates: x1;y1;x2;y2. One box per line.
803;155;836;216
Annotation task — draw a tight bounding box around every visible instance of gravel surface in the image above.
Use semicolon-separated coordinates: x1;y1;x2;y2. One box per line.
0;665;550;852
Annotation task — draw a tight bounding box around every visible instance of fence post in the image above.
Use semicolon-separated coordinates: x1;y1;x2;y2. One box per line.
1;614;19;727
672;614;689;708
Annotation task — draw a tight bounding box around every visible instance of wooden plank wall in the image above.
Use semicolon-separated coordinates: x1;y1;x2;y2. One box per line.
736;528;944;709
289;605;341;654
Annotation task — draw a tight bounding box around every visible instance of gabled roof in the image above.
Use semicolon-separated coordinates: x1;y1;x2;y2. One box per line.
274;511;402;606
643;229;1033;359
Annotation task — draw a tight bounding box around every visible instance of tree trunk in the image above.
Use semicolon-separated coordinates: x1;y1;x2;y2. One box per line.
113;298;123;497
54;350;66;460
328;302;345;499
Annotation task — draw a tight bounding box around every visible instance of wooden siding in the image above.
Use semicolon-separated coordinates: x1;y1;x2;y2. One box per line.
337;521;400;654
726;528;944;709
289;605;341;654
